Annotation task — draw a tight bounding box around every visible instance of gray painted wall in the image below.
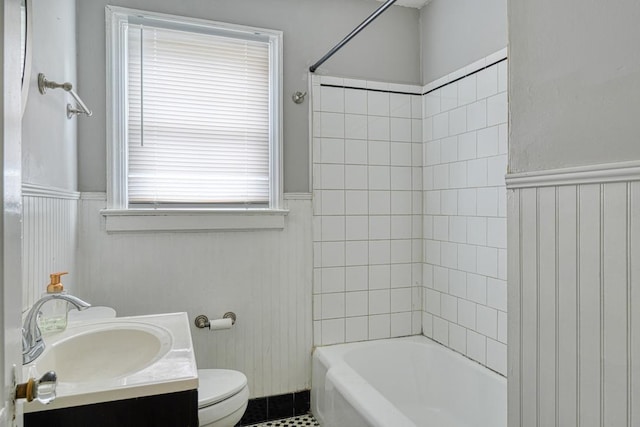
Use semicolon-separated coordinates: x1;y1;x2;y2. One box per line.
22;0;77;189
76;0;421;193
420;0;506;83
509;0;640;173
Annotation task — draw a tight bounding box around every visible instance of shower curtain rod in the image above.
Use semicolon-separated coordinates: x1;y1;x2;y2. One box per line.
309;0;397;73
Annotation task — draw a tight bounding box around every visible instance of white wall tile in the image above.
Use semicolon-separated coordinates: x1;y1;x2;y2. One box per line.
390;312;412;337
432;112;449;139
487;155;507;186
448;269;467;297
433;266;449;292
322;293;345;319
450;216;467;243
449;162;467;189
441;190;458;215
457;244;477;273
346;291;368;317
321;216;345;241
345;215;369;240
346;266;368;291
320;164;345;189
424;92;440;117
476;65;498;100
449;323;467;353
345;114;368;140
441;242;458;269
320;190;345;215
440;82;458;112
497;61;507;93
433;215;449;241
321;267;346;293
368;166;391;190
321;241;345;267
369;191;391;215
321;318;345;345
368;91;390;117
467;100;487;131
391;263;412;287
477;187;498;217
320;112;345;138
467;330;487;364
390;118;412;142
411;95;422;119
345;191;368;215
486;338;506;375
391;191;412;215
487;92;508;126
467;217;488;245
467;273;487;304
458;75;477;106
345;139;367;165
476;305;498;339
369;141;390;165
433;164;449;189
391;216;412;240
458;188;477;216
390;287;412;312
476;246;498;278
477;126;499;158
368;264;391;290
319;138;345;164
458;299;477;329
440;136;458;163
467;158;488;187
390;142;412;166
345;89;367;115
433;316;449;344
345;316;368;342
368;116;390;141
369;216;391;240
391;167;412;191
369;314;391;339
369;240;391;264
321;86;345;113
425;141;441;166
487;217;507;248
391;239;412;264
345;241;368;266
487;278;507;311
449;106;467;136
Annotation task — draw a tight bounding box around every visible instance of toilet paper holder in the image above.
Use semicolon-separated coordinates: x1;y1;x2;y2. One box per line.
194;312;236;329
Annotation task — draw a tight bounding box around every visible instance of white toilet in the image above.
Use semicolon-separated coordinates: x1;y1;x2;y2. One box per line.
198;369;250;427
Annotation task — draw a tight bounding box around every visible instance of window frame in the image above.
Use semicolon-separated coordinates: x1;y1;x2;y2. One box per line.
105;6;283;217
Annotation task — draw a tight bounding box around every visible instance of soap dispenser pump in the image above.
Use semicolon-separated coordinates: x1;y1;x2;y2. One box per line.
38;272;70;333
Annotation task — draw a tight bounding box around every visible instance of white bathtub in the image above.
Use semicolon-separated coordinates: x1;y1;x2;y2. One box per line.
311;336;506;427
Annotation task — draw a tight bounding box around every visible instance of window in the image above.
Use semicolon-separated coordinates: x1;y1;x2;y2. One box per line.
106;7;282;218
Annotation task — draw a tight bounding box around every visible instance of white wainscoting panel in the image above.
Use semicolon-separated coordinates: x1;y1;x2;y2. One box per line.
76;194;313;398
22;184;79;311
508;179;639;426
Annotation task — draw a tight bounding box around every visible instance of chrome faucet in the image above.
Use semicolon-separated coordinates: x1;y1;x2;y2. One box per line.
22;294;91;364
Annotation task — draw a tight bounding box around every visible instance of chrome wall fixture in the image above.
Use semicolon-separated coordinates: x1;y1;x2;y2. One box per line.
37;73;93;119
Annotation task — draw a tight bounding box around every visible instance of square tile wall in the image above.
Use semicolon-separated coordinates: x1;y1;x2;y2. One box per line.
422;51;508;375
312;76;424;346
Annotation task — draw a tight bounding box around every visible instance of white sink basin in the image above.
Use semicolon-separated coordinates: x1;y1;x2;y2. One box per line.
23;312;197;413
35;323;172;383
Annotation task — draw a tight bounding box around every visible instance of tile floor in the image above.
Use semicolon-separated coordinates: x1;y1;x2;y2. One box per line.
244;414;319;426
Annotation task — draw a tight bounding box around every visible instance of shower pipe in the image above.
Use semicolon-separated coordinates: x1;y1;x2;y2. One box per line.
309;0;397;73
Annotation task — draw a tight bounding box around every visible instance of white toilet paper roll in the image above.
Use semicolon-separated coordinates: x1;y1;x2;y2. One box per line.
209;318;233;330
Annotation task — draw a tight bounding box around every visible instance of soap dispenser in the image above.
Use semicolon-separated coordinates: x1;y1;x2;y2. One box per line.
37;272;70;333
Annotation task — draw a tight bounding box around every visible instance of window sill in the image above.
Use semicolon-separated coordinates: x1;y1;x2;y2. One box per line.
100;208;289;232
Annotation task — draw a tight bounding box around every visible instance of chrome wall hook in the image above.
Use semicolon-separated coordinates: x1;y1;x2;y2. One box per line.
292;91;307;104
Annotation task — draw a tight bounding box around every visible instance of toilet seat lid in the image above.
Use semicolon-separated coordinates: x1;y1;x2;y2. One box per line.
198;369;248;408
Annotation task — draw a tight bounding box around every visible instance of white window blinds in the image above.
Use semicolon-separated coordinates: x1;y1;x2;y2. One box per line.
127;24;271;206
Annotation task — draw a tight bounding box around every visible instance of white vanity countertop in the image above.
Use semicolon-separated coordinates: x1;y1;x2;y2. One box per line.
23;312;198;413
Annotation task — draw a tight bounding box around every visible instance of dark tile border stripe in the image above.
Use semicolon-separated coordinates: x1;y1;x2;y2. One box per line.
318;56;508;97
238;390;311;426
423;56;508;95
